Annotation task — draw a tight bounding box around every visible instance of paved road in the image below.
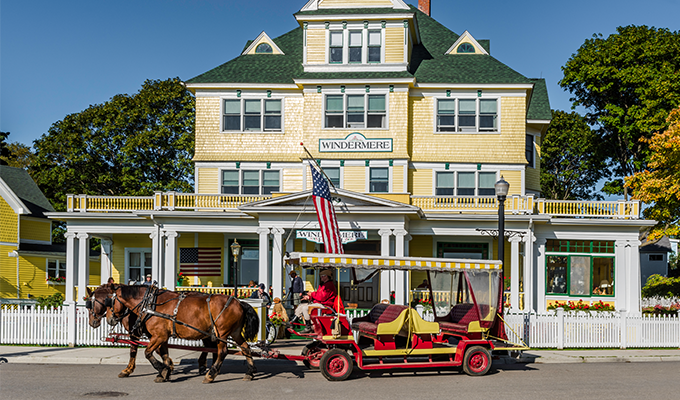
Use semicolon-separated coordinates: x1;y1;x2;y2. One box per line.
1;360;679;400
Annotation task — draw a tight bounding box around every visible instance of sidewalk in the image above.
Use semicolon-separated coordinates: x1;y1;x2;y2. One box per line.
2;341;680;365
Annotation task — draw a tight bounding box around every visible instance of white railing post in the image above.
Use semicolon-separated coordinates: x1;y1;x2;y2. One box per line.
677;310;680;349
620;310;628;349
557;307;565;350
66;301;77;347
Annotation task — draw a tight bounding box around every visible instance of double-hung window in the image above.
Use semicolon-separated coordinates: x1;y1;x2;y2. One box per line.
436;98;498;133
437;171;497;196
221;170;280;195
47;260;66;280
127;250;152;283
477;172;496;195
435;172;454;195
325;94;386;129
526;134;535;168
222;99;282;132
369;167;389;193
325;167;341;187
368;30;381;62
329;31;343;63
349;31;362;63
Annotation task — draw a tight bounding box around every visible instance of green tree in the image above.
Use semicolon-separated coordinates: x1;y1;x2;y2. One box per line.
0;131;9;165
540;110;609;200
30;78;195;211
626;108;680;239
0;142;35;169
560;25;680;198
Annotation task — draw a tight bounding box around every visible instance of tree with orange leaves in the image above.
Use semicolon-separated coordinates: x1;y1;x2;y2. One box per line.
626;107;680;240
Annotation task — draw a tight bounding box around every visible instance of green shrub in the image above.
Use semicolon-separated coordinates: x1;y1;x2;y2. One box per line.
34;293;64;310
641;274;680;298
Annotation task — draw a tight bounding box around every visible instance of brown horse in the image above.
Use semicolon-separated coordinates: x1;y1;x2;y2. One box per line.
109;284;258;383
87;284;177;378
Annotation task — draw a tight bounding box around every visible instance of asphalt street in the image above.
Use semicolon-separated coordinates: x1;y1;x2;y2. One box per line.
1;360;679;400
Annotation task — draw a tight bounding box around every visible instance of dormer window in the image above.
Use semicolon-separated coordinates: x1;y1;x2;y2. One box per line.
457;43;475;53
255;43;272;53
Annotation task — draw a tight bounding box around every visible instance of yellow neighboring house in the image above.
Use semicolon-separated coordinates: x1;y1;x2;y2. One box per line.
0;165;99;299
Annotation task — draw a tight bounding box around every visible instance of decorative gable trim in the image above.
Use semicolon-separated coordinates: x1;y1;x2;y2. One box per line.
241;31;285;56
0;177;28;215
445;30;489;56
300;0;409;12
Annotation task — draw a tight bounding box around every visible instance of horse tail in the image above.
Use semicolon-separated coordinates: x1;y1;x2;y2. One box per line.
240;301;260;342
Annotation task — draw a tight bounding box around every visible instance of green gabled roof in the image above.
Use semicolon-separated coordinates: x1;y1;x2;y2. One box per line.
294;8;411;16
187;6;537;86
527;79;552;121
0;165;55;217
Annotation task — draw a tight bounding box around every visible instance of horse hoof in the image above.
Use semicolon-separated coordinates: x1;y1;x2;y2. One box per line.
202;377;214;384
198;367;207;375
154;377;166;383
243;375;253;381
118;372;130;378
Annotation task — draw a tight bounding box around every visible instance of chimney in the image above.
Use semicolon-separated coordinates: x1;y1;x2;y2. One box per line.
418;0;431;16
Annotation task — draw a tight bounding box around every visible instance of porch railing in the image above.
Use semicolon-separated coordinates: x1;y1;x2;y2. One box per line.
535;199;640;219
411;195;534;215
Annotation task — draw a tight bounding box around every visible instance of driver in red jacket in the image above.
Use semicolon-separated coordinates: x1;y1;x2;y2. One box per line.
294;269;336;333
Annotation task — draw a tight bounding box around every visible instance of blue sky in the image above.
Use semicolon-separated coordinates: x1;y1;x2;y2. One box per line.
1;0;679;147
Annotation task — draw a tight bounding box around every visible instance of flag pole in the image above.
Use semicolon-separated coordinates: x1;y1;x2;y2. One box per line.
300;142;339;192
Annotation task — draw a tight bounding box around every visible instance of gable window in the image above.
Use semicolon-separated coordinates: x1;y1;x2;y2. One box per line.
436;98;498;133
457;43;475;53
369;167;389;193
545;240;615;297
223;99;282;132
325;94;386;129
255;43;272;53
526;134;535;168
47;260;66;280
221;170;280;195
329;31;343;63
349;31;362;63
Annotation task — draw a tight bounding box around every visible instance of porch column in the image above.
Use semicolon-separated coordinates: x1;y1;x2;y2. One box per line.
77;233;89;304
150;229;161;286
99;238;113;285
626;239;642;315
271;227;285;299
65;232;77;303
257;227;271;291
164;231;179;291
523;233;535;312
285;236;295;296
393;229;408;305
535;238;547;312
509;235;522;311
378;228;392;302
615;241;627;314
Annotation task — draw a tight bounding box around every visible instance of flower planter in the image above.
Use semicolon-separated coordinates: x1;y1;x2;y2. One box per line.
46;281;65;286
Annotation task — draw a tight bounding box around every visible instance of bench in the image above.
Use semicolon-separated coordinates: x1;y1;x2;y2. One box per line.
436;303;479;335
351;304;409;338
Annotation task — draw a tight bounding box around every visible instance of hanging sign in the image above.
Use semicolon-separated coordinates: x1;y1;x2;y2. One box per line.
296;230;368;244
319;133;393;152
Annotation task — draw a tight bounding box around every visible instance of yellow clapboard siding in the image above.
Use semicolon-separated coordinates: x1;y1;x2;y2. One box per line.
20;218;52;242
197;168;220;194
0;197;18;243
392;165;404;193
384;27;405;63
306;29;326;64
282;168;304;192
409;168;433;196
500;170;522;196
1;244;18;298
343;166;365;192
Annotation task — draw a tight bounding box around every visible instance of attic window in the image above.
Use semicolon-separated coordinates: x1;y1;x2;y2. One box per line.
255;43;273;53
457;43;475;53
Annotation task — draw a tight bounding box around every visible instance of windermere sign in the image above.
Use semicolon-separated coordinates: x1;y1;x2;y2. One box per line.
319;133;392;153
296;230;368;244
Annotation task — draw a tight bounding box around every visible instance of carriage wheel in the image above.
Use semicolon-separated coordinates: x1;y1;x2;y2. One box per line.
265;321;277;345
302;342;325;369
462;346;491;376
320;349;353;381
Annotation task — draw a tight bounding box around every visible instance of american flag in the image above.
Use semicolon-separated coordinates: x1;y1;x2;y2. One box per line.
311;166;344;254
179;248;222;276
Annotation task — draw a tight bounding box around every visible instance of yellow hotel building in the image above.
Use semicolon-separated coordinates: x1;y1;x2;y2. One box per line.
50;0;652;313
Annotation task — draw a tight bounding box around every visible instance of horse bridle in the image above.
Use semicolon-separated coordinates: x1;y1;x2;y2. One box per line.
85;293;110;323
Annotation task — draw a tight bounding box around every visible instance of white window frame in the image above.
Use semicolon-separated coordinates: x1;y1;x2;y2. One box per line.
435;97;500;134
327;26;383;65
367;165;391;193
220;169;281;195
433;170;499;196
323;93;388;129
125;248;152;284
221;97;284;133
46;259;66;280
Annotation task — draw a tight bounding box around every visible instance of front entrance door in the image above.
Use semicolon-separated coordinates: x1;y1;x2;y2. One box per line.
340;241;380;309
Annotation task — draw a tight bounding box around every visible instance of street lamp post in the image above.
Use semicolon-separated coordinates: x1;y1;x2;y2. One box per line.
495;176;509;303
230;239;241;297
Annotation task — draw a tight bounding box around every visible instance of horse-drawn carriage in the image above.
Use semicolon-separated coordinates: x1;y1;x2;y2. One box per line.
86;252;526;383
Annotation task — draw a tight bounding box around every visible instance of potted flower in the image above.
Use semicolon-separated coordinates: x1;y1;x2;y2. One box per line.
46;276;66;285
177;272;186;286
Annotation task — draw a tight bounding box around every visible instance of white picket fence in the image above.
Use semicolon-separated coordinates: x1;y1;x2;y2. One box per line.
2;305;679;349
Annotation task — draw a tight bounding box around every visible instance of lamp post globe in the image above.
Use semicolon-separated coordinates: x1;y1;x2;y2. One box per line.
231;240;241;294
